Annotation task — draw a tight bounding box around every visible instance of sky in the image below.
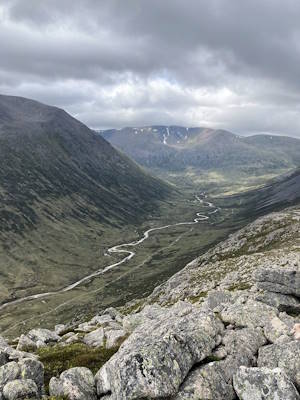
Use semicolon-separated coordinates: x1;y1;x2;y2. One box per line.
0;0;300;137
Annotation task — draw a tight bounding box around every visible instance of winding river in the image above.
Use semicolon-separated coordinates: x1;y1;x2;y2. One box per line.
0;193;218;312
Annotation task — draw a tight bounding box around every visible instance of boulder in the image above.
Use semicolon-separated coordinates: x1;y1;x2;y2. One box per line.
27;329;60;346
0;352;8;368
18;358;44;394
55;324;67;335
122;303;167;333
173;359;235;400
0;337;8;348
17;335;37;352
233;366;300;400
105;329;126;349
83;328;105;347
102;307;123;323
49;367;96;400
220;299;278;328
202;290;233;312
255;266;300;297
222;327;266;357
75;322;96;333
292;323;300;340
263;316;293;343
0;362;20;389
90;315;114;326
95;302;224;399
3;379;39;400
255;290;300;313
258;340;300;389
64;333;81;345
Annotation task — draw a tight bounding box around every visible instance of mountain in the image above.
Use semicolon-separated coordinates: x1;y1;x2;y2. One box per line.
99;125;300;174
0;95;170;303
0;96;170;232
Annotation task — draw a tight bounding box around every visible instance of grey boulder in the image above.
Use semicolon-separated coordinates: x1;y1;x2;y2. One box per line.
49;367;96;400
17;335;37;352
95;302;223;399
2;379;39;400
83;328;105;347
233;366;300;400
18;358;44;394
173;359;235;400
255;290;300;313
27;329;60;346
255;266;300;297
220;299;278;328
0;362;20;389
258;340;300;389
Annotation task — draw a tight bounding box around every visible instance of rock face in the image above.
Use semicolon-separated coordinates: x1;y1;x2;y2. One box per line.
95;302;224;399
233;366;300;400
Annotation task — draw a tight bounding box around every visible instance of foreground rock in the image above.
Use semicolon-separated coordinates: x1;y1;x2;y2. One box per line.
3;379;39;400
258;340;300;389
233;366;300;400
49;367;96;400
95;302;223;399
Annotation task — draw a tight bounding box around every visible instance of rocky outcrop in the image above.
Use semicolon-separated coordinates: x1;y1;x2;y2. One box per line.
95;302;223;399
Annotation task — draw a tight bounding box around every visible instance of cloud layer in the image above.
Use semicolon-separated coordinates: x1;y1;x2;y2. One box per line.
0;0;300;136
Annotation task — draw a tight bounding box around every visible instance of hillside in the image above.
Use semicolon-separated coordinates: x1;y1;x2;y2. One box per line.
0;95;171;305
99;126;300;186
228;168;300;217
1;203;299;399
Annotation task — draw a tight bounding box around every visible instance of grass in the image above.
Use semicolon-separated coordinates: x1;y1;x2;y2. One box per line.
37;343;118;394
1;170;283;338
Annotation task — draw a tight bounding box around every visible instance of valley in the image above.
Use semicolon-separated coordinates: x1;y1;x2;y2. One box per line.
0;187;245;337
1;96;299;339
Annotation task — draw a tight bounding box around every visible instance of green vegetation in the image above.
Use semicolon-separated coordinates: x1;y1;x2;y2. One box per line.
228;282;252;292
37;343;118;393
187;291;208;303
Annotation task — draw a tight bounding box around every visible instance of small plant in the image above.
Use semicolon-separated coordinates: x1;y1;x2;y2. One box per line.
37;343;118;393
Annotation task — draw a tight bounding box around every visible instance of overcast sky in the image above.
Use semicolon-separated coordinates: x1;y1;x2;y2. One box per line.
0;0;300;136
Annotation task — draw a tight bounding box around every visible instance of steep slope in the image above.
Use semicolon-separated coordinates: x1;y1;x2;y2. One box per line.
100;125;300;174
234;168;300;215
0;96;170;232
0;95;170;303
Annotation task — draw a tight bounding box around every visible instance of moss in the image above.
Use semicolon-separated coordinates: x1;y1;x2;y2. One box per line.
37;343;118;394
188;291;208;303
228;282;251;292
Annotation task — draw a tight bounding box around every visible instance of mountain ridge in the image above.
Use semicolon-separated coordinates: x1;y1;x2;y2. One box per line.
99;125;300;174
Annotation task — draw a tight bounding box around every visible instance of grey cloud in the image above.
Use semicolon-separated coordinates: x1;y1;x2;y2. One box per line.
0;0;300;137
